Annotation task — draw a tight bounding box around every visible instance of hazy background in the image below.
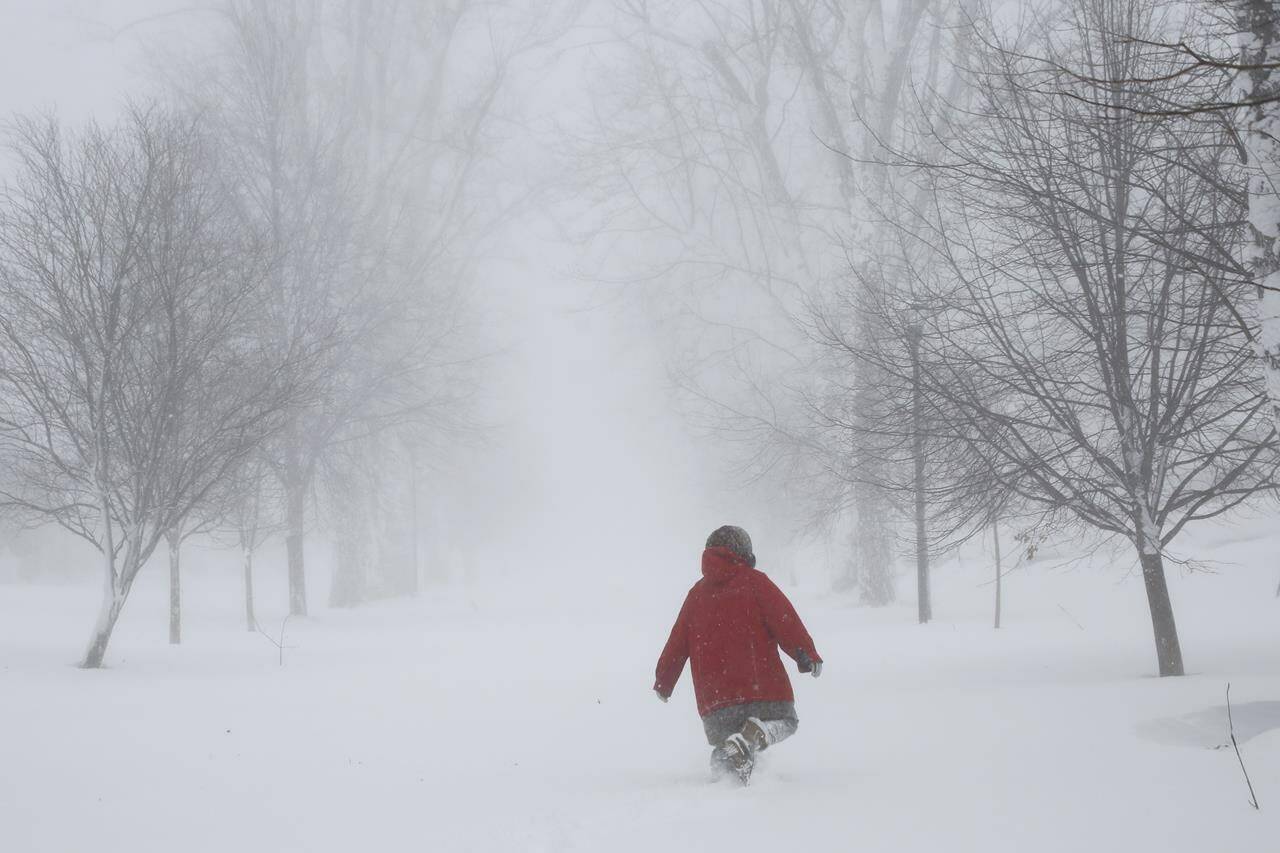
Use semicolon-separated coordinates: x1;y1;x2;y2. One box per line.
4;5;1280;850
0;0;809;601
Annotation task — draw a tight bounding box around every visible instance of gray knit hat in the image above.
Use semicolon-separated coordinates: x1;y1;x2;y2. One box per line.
705;525;756;568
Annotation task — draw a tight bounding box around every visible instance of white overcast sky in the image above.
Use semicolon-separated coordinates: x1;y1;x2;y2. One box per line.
0;2;184;121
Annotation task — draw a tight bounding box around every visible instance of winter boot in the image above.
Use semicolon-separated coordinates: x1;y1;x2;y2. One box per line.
721;732;756;785
741;717;771;752
709;745;735;781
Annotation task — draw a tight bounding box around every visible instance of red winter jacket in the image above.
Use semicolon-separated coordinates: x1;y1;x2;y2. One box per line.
653;547;822;717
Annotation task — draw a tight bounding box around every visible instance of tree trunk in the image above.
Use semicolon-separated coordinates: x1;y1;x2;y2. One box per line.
243;544;256;632
82;591;126;669
84;478;122;668
83;544;138;669
1138;549;1184;677
285;478;307;617
839;0;932;608
1239;2;1280;606
852;486;896;604
1239;1;1280;420
910;326;931;624
993;522;1003;630
168;532;181;645
330;536;364;608
834;524;859;592
408;445;420;597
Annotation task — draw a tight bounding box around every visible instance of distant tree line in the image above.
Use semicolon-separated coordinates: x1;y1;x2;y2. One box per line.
577;0;1280;677
0;0;569;667
5;0;1278;679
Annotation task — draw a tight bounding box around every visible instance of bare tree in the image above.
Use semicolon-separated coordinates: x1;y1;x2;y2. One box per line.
845;0;1278;675
0;107;298;667
165;0;568;614
808;230;1027;624
166;458;278;642
1235;2;1280;427
220;457;282;632
575;0;945;599
1000;1;1280;597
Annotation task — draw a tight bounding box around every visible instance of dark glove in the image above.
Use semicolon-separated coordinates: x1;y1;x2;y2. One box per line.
795;649;822;678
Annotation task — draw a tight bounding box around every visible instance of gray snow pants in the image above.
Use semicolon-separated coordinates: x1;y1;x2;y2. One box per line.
701;701;798;748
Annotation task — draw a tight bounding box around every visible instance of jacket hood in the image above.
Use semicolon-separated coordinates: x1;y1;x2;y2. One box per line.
702;546;749;585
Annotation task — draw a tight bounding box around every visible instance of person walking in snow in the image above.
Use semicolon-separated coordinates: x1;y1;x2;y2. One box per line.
653;525;823;784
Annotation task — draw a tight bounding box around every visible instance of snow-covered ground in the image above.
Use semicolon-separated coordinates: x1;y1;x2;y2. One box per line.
4;521;1280;852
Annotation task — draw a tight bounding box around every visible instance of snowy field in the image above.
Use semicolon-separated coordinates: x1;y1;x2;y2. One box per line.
4;522;1280;853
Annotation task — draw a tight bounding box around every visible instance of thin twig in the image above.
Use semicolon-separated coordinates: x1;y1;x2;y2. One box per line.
1056;603;1085;631
255;614;292;667
1227;683;1261;811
